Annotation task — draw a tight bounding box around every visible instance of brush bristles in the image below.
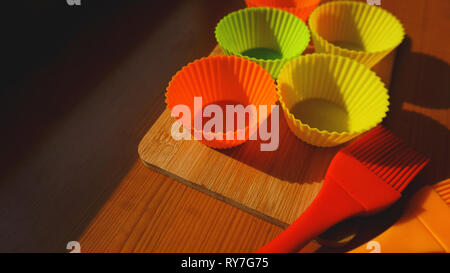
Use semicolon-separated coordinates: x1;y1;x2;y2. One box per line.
344;126;430;192
433;179;450;207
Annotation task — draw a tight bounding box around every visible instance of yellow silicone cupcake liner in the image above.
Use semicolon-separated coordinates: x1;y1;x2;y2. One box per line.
215;7;310;78
308;1;405;68
277;53;390;147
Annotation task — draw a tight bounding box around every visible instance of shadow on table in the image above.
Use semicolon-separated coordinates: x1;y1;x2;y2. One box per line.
219;105;343;184
385;35;449;187
318;36;449;253
0;0;245;252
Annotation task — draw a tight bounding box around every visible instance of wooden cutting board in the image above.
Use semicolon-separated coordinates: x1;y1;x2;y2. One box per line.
138;45;396;228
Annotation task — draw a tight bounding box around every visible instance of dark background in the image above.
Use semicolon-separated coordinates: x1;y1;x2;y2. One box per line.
0;0;243;252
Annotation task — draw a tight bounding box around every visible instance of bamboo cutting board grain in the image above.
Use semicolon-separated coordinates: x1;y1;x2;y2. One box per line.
138;45;396;227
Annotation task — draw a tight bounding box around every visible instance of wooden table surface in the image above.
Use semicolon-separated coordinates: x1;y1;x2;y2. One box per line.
1;0;448;252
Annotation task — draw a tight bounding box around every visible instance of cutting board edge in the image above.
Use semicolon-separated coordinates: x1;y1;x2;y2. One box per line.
139;158;290;229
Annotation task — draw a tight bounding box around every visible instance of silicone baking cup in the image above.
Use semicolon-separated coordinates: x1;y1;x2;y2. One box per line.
166;55;278;149
277;53;390;147
308;1;405;68
244;0;320;22
215;7;310;78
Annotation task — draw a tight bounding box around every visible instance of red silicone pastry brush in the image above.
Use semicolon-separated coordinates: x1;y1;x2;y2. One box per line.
256;126;430;253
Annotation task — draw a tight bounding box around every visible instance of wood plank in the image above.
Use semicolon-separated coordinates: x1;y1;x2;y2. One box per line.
79;161;285;252
138;45;397;227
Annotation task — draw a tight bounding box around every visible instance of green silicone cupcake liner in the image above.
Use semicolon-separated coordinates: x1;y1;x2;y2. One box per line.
215;7;311;78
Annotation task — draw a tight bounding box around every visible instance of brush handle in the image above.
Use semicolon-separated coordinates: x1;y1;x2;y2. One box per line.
256;180;364;253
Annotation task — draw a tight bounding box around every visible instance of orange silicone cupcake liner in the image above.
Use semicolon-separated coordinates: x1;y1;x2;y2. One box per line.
245;0;320;21
166;55;278;149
